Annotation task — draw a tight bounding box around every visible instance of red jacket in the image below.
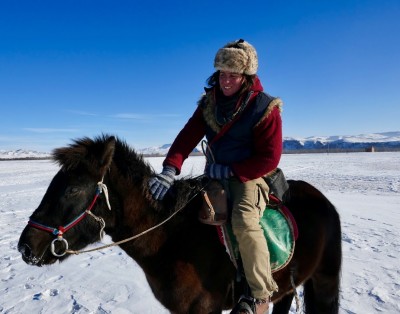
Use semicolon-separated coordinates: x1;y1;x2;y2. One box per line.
164;77;283;182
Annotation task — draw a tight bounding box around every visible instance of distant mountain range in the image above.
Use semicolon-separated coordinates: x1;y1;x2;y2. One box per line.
139;131;400;155
282;131;400;152
1;131;399;160
0;149;51;160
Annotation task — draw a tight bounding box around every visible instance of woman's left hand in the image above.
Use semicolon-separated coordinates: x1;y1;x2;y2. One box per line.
205;163;233;179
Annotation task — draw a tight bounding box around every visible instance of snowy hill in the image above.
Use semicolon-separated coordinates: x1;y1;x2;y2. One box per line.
1;132;399;159
140;131;400;155
283;131;400;152
0;149;51;160
138;143;172;156
139;143;202;156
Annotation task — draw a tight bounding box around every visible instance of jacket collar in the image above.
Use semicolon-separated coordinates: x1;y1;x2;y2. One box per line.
250;75;263;93
201;76;263;133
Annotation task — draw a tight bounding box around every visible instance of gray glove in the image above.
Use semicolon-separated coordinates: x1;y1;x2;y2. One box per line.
148;166;176;200
205;163;233;180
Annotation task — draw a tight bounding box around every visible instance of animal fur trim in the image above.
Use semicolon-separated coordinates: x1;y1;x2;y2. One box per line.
199;92;221;134
199;92;283;133
214;40;258;75
254;97;283;128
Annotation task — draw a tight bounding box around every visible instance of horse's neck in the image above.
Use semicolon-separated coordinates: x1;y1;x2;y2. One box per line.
106;163;168;258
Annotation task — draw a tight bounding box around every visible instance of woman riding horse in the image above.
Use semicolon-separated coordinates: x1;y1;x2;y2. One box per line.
149;39;283;313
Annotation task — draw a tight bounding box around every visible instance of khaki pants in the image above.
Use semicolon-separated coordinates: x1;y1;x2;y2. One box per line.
228;177;278;299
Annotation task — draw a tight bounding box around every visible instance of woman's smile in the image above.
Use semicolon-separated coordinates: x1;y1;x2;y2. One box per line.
219;71;244;96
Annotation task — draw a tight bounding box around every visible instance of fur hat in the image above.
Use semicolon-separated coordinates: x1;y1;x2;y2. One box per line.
214;39;258;75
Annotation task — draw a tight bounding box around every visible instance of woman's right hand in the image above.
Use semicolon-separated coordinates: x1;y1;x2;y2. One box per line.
148;166;176;200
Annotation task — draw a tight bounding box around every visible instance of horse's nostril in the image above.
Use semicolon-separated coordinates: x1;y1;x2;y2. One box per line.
18;243;32;259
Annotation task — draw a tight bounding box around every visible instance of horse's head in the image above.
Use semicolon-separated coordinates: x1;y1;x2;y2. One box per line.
18;135;117;266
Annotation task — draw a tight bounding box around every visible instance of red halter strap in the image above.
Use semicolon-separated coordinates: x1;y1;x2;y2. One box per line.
28;183;104;237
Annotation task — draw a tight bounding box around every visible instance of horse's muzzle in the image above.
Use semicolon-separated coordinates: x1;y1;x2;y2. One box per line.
18;242;40;265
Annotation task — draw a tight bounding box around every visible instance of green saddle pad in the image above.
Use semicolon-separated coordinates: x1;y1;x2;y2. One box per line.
218;204;295;273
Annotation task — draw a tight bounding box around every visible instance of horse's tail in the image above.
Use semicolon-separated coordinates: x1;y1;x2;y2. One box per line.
303;197;342;314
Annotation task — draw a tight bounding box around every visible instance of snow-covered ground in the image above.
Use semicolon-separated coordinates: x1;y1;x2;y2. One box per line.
1;152;399;313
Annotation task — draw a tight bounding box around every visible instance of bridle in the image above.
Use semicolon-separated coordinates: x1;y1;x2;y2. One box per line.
26;174;206;257
28;179;111;257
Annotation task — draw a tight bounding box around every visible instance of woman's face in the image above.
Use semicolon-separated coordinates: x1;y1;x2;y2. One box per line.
219;71;244;97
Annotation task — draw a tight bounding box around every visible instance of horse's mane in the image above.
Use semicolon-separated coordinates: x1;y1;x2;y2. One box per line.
52;134;203;214
52;134;151;175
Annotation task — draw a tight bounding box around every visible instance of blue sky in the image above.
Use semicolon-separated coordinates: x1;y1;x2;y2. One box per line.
1;0;399;152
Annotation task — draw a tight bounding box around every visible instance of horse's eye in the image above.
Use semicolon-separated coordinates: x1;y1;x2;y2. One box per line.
66;186;80;196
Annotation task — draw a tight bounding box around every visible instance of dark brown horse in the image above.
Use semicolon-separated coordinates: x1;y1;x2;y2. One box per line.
18;135;342;314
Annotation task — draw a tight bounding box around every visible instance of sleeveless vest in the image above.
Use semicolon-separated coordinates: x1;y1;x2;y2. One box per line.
199;90;282;165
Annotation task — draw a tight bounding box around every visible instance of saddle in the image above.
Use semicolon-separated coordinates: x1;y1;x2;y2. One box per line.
199;168;298;272
199;168;289;225
218;194;297;272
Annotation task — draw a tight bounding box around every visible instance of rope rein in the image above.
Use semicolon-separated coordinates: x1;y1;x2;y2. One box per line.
201;140;215;164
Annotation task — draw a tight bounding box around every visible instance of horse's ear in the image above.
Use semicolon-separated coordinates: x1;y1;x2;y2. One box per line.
99;136;116;176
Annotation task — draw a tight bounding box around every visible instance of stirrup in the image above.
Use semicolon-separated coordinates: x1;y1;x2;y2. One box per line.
230;295;270;314
230;295;256;314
